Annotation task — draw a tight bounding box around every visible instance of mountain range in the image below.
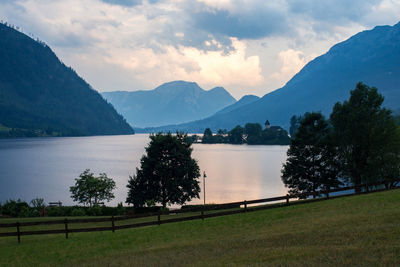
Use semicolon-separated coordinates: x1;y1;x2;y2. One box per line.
146;21;400;133
0;23;133;137
102;81;236;128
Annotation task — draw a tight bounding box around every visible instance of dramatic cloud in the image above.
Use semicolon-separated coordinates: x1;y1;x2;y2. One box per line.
0;0;399;98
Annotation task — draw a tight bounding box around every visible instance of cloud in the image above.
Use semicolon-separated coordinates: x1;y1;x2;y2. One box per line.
0;0;399;98
100;0;142;7
101;38;263;92
270;49;315;84
190;2;290;40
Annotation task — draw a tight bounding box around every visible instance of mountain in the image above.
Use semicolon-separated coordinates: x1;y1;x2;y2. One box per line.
215;95;260;115
0;23;133;137
150;21;400;133
102;81;236;128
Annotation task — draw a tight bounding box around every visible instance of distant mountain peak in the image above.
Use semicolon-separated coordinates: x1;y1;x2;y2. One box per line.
102;81;236;127
145;21;400;133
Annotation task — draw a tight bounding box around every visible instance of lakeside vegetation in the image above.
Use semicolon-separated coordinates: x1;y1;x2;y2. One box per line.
200;122;290;145
1;189;399;266
281;83;400;197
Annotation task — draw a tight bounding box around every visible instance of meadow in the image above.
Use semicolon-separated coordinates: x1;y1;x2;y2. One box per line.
1;189;399;266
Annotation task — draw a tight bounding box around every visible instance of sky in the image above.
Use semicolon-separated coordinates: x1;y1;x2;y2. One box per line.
1;0;400;99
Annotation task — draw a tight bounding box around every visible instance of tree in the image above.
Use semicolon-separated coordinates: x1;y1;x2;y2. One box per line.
289;115;302;138
202;128;214;143
330;82;400;190
281;112;341;197
126;133;201;208
30;198;45;211
70;169;116;207
244;123;263;144
229;125;244;144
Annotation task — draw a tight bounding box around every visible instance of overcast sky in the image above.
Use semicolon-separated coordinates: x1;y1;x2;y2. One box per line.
1;0;400;98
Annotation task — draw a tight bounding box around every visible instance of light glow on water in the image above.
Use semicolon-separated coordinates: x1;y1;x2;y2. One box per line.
0;135;288;206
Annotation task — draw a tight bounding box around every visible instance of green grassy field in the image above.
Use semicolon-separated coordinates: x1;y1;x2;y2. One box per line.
1;190;400;266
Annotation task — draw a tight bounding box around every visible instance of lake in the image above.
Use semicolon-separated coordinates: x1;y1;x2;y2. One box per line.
0;134;288;207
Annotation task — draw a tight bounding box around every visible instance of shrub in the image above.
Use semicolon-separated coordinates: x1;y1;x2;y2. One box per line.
29;209;41;217
46;206;75;217
2;199;29;217
87;205;102;216
116;202;125;215
71;208;86;217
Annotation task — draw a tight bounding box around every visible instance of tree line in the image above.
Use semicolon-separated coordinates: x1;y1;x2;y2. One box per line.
282;82;400;197
201;123;290;145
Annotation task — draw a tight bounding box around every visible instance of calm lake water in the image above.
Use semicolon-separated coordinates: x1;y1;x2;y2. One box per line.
0;134;288;207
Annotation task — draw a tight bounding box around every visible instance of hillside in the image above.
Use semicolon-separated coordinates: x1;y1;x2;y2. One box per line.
215;94;260;115
0;23;133;137
102;81;236;128
1;189;399;265
153;21;400;132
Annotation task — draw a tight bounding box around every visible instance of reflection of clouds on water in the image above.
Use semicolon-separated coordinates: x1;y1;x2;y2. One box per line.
0;135;288;206
192;144;288;205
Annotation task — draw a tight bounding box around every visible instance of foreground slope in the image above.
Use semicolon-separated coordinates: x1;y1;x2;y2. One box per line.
0;23;133;136
102;81;236;128
157;22;400;132
1;189;399;266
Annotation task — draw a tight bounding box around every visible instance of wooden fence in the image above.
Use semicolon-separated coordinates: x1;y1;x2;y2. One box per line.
1;179;399;243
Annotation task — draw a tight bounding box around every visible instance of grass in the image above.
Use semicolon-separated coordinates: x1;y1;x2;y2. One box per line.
1;189;400;266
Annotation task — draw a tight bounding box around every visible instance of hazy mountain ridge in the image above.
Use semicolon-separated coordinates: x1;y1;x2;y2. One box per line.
102;81;236;128
0;23;134;137
216;95;260;115
148;21;400;132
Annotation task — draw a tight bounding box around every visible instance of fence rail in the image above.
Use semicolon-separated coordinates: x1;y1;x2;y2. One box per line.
1;179;399;243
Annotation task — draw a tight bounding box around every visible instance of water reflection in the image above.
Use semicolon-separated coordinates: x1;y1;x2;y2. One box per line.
0;135;288;206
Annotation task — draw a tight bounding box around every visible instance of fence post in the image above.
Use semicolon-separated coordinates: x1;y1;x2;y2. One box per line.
157;212;161;225
286;194;289;205
244;200;247;212
326;189;330;199
16;222;21;244
112;216;115;233
64;218;68;239
201;207;204;220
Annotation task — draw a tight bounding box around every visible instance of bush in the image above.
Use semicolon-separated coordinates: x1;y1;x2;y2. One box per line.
46;206;76;217
116;202;125;216
87;205;102;216
71;208;86;217
29;209;41;217
2;199;29;217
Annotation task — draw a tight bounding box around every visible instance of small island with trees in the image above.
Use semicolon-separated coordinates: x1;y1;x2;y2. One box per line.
200;121;291;145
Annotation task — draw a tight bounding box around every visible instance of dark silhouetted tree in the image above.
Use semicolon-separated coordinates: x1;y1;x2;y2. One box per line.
126;133;201;208
330;82;400;191
229;125;244;144
202;128;214;143
289;115;303;138
282;112;341;197
244;123;263;144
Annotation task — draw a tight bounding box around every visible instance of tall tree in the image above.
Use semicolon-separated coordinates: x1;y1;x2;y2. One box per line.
126;133;200;208
282;112;341;197
202;128;214;144
244;123;263;144
229;125;244;144
289;115;302;138
330;82;400;190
